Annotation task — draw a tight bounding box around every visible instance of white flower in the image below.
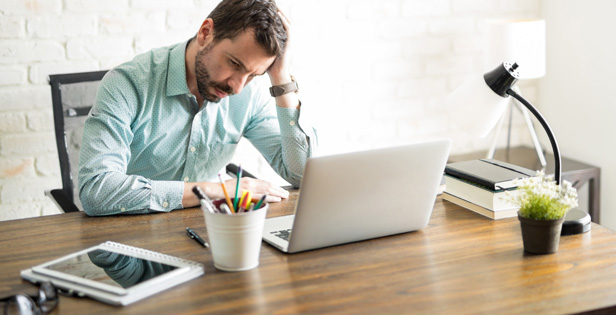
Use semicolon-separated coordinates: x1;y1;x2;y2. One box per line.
507;170;578;220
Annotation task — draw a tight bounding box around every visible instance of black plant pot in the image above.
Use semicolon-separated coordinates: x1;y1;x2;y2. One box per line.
518;212;566;254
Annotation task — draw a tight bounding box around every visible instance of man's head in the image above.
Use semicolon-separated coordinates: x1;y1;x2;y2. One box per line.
207;0;287;58
193;0;287;103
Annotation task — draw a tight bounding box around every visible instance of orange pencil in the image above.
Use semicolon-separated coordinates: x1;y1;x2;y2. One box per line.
218;174;235;213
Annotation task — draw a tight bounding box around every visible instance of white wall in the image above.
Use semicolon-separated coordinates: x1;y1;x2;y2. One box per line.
0;0;542;221
541;0;616;229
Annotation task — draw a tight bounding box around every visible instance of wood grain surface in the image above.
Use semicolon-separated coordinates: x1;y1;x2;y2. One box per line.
1;191;615;314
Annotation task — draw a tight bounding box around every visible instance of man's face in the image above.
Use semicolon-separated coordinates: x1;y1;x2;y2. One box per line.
194;30;277;103
195;45;232;103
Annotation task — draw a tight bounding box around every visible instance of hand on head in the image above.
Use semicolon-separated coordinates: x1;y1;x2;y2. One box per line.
267;10;292;81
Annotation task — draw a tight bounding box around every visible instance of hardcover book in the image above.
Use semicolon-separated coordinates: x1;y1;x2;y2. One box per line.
442;192;518;220
444;175;519;211
444;159;536;190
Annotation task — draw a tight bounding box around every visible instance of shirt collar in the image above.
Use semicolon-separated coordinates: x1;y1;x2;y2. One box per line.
166;39;192;97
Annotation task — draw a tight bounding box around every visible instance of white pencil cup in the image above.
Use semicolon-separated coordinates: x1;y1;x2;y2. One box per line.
203;199;268;272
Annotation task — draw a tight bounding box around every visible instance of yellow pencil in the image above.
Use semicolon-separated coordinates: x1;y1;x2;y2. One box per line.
242;191;252;211
218;174;235;213
238;190;250;212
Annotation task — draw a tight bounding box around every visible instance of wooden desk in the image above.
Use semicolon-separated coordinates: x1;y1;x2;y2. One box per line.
2;192;616;314
450;146;601;223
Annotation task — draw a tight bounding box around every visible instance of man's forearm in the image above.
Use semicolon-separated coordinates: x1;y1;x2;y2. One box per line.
80;171;184;216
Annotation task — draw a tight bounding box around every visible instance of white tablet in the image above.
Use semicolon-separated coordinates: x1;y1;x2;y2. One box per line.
21;241;204;305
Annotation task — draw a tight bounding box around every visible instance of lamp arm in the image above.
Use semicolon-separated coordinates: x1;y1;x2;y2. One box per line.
506;88;562;184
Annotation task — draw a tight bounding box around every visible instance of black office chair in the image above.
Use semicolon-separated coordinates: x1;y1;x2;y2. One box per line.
225;163;257;179
47;70;109;212
47;70;256;213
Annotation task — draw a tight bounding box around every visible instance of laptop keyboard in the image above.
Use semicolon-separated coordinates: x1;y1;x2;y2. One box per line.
271;229;292;241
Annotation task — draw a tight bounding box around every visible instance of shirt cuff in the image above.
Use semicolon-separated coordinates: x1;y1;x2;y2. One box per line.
150;180;184;211
276;106;304;137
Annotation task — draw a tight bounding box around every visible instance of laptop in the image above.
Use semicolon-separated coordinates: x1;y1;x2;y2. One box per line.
262;139;452;253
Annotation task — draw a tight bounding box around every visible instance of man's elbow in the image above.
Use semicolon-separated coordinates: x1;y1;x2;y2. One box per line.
81;198;107;216
80;188;113;216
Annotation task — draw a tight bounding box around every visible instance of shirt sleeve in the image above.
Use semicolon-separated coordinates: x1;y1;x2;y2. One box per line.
243;88;318;187
78;69;184;216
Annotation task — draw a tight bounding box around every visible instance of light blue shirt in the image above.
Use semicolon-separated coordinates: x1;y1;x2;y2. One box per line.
78;40;317;216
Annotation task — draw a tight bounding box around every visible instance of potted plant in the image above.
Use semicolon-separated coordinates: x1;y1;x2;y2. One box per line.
508;171;578;254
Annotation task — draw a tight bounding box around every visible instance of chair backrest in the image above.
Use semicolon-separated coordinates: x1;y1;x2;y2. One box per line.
49;70;108;212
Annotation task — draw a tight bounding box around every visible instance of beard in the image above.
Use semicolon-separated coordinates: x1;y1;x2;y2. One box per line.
195;44;234;103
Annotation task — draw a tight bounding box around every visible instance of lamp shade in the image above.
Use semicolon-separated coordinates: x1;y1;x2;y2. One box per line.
446;76;510;138
483;19;546;79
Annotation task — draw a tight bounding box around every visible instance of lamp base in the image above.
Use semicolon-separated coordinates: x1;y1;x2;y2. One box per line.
561;209;591;235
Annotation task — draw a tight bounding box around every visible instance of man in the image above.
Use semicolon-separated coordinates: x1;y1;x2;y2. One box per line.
78;0;317;216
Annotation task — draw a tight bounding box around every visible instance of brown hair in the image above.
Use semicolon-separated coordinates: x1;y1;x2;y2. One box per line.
206;0;287;57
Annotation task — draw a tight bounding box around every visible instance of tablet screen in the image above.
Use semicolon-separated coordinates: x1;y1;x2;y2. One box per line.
42;248;179;289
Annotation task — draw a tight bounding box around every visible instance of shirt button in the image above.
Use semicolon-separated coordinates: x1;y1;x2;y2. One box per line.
184;176;189;182
190;147;196;152
120;207;126;212
162;201;169;208
289;120;296;126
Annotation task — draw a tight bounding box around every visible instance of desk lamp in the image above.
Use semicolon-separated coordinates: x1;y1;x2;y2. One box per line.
447;62;561;184
483;19;547;166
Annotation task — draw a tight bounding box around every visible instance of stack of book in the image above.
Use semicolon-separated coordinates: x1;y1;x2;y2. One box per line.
442;159;536;220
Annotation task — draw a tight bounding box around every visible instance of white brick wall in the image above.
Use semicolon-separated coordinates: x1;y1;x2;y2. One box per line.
0;0;542;221
28;15;98;38
0;16;25;38
0;40;65;64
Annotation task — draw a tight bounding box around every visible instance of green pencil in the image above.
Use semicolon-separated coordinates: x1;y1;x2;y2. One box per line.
254;194;267;211
233;165;242;210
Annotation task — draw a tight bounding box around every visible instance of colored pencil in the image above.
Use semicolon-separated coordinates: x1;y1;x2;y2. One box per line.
254;194;267;211
218;174;235;213
233;165;242;210
238;190;249;212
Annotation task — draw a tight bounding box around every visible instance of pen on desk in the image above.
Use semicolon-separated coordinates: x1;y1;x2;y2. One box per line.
233;165;242;210
192;186;216;214
186;227;209;248
218;173;235;213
